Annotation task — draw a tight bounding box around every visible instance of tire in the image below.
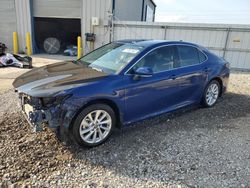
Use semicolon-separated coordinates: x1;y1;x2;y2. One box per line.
201;80;221;107
71;104;116;147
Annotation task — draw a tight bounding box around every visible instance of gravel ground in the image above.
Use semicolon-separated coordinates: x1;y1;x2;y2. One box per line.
0;72;250;187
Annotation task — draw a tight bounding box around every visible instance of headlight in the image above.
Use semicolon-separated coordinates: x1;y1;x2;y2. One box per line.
22;95;43;109
41;95;70;108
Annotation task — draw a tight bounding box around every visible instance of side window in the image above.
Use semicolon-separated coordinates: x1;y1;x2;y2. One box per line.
130;46;176;73
177;46;200;67
198;50;207;62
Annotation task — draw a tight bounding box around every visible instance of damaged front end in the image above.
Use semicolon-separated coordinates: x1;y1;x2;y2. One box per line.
12;60;110;135
19;93;69;132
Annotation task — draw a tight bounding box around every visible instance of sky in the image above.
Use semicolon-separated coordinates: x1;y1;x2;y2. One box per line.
154;0;250;24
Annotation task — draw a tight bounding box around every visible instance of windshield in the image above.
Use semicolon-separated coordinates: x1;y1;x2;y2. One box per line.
78;43;144;74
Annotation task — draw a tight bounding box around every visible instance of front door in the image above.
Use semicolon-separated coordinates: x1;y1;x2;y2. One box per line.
123;45;182;123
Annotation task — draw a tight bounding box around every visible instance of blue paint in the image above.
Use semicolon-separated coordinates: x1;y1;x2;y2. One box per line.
13;40;230;129
61;40;230;128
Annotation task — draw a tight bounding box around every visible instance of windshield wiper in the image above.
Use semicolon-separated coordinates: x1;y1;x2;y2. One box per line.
73;60;90;68
88;65;103;72
91;67;103;72
72;60;78;64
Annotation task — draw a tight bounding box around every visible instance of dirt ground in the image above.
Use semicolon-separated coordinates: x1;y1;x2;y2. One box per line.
0;59;249;187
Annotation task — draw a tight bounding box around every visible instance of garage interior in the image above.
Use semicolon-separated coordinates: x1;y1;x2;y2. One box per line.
32;0;81;55
33;17;81;54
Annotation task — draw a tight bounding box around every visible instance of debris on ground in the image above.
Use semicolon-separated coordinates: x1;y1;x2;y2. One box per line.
0;43;32;69
63;45;77;56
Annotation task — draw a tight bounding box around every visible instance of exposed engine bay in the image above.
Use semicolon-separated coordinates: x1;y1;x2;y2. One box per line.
18;93;63;132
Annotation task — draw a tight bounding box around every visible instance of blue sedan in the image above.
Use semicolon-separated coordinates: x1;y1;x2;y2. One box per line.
13;40;230;147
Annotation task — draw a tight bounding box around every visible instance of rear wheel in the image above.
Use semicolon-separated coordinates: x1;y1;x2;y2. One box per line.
201;80;220;107
71;104;116;147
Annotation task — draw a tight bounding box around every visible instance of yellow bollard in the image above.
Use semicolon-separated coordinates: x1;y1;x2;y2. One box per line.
13;32;19;54
77;36;82;59
26;32;32;56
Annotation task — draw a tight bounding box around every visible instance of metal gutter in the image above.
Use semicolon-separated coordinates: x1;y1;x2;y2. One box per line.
150;0;156;7
223;27;231;58
114;22;250;32
141;0;145;21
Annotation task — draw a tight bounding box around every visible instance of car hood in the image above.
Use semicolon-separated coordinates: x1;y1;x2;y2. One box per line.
13;61;108;97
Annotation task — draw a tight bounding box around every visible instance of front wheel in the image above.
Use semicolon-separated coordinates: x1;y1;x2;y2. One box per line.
201;80;220;107
71;104;116;147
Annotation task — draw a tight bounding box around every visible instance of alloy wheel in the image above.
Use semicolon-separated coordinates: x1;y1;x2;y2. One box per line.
206;83;219;106
79;110;112;144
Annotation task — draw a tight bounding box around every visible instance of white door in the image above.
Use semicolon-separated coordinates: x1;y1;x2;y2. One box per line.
33;0;81;18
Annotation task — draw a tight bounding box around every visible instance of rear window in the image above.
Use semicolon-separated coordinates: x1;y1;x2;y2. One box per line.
177;46;200;67
198;50;207;62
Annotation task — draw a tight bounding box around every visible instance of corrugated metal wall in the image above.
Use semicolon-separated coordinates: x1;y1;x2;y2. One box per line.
15;0;32;53
0;0;17;51
114;0;143;21
82;0;112;50
1;0;249;70
226;30;250;69
0;0;32;53
33;0;81;18
112;21;250;70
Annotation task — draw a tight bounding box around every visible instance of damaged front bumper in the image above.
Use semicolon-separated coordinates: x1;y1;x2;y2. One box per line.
19;93;65;132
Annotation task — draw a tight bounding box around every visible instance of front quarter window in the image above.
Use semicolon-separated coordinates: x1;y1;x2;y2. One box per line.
79;43;144;74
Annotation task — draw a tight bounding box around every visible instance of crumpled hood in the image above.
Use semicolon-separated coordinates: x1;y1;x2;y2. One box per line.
13;61;108;97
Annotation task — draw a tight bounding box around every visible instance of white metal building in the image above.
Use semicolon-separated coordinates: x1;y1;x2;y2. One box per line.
0;0;155;54
1;0;112;53
0;0;250;70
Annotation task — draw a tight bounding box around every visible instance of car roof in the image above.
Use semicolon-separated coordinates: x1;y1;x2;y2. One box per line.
116;39;202;49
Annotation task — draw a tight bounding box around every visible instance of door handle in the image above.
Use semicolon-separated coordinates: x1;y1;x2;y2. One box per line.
170;74;177;80
203;67;210;73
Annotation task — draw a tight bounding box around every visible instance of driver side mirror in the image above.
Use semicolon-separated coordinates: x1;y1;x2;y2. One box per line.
133;67;153;80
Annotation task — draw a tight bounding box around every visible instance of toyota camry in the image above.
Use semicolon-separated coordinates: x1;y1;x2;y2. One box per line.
13;40;230;147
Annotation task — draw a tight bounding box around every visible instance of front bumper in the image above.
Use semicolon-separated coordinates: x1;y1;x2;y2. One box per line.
17;92;85;133
19;93;61;132
21;107;44;132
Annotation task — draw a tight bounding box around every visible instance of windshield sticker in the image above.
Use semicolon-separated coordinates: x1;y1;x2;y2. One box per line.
122;49;140;54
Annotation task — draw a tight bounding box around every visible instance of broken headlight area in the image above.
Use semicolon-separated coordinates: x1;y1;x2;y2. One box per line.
20;94;42;109
19;93;70;132
41;96;68;108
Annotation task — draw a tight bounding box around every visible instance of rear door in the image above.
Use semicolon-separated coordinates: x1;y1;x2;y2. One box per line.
173;45;208;103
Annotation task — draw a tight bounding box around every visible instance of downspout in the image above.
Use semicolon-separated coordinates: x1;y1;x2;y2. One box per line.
163;26;167;40
110;0;115;42
153;3;156;22
141;0;145;21
112;0;115;12
223;27;230;58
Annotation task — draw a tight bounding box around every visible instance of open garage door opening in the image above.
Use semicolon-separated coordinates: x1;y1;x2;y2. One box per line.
34;17;81;55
